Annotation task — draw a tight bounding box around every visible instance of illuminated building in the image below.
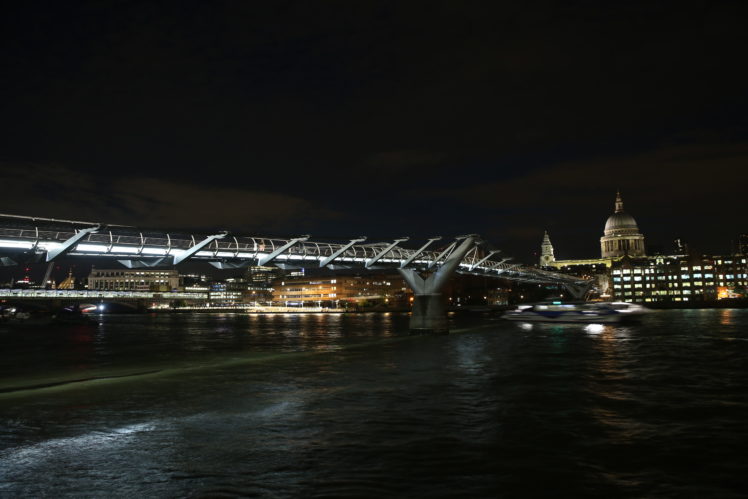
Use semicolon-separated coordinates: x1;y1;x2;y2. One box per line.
540;231;614;269
208;280;244;305
538;192;648;297
272;274;410;307
539;231;555;267
538;231;613;296
600;191;646;258
208;277;273;306
539;192;646;271
246;266;283;286
57;270;76;289
611;254;747;303
88;268;180;291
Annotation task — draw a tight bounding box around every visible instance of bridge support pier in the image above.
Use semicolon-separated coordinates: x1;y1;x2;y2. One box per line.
398;236;476;334
407;293;448;333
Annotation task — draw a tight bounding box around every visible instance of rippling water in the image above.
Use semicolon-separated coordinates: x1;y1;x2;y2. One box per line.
1;310;747;497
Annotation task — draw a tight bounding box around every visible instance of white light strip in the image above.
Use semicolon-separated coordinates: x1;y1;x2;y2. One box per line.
0;240;34;249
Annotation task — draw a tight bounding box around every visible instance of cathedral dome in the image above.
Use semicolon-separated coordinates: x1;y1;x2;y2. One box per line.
603;191;640;235
604;211;639;235
600;191;646;258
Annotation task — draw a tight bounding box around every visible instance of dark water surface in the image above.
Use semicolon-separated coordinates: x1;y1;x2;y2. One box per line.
1;310;747;497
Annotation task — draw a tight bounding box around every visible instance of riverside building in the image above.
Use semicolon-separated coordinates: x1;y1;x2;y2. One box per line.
610;254;747;303
272;274;410;308
207;278;274;306
87;268;180;292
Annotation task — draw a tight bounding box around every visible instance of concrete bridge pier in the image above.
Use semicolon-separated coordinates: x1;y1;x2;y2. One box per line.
398;236;476;334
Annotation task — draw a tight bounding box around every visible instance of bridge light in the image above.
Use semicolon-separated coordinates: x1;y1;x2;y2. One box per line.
98;304;105;312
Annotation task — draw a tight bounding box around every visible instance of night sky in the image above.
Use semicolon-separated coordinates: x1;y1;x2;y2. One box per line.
1;1;747;262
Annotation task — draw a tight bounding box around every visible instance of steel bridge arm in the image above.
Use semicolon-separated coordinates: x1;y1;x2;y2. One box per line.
400;237;441;268
173;233;228;265
46;226;100;262
468;250;500;271
427;241;456;269
365;238;408;268
319;237;366;267
257;236;310;266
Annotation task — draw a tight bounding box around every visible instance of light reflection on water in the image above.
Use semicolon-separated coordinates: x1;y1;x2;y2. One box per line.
719;308;734;326
0;310;747;497
584;323;605;334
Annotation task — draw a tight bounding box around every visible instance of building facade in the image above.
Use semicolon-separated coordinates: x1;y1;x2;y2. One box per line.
611;255;747;303
87;268;180;291
272;274;410;307
207;278;274;306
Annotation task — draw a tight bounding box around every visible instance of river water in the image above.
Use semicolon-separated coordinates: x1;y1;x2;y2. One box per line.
1;309;747;498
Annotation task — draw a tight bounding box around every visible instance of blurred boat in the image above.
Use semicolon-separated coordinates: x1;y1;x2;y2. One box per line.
503;300;647;323
0;305;54;326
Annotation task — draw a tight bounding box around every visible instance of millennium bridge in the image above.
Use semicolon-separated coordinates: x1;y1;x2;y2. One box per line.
0;213;591;332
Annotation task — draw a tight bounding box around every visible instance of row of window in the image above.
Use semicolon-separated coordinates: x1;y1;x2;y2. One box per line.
91;271;175;277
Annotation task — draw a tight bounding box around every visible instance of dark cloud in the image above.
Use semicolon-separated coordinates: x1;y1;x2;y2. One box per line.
0;1;746;261
363;150;445;170
0;164;340;233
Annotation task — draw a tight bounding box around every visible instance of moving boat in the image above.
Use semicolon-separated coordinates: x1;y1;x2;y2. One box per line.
0;305;55;326
502;300;647;323
1;304;93;326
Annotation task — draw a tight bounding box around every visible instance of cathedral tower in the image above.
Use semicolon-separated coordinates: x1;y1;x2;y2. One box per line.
540;230;555;267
